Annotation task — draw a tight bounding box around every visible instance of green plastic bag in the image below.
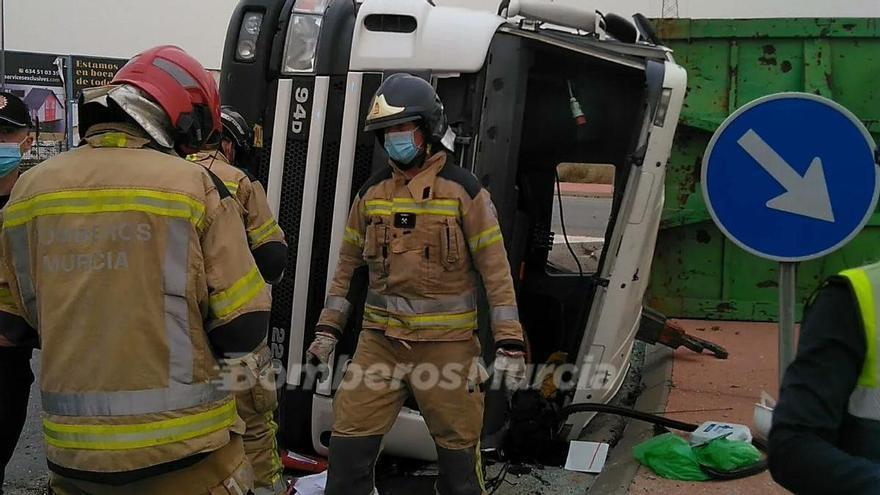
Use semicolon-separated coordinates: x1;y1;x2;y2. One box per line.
632;433;710;481
694;438;762;472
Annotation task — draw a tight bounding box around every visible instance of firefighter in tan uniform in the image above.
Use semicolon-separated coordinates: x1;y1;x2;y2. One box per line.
0;46;270;494
307;73;528;495
189;106;287;495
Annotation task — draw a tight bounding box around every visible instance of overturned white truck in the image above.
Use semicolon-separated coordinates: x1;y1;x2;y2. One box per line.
220;0;686;461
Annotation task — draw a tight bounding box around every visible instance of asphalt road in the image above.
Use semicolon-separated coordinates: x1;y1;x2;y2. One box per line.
552;196;613;240
549;196;613;274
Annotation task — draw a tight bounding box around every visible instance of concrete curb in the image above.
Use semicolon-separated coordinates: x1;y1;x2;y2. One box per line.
589;344;674;494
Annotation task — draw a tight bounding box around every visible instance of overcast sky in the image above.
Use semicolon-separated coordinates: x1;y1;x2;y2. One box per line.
5;0;880;69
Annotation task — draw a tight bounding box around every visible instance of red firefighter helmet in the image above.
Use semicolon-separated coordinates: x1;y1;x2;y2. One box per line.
112;45;221;152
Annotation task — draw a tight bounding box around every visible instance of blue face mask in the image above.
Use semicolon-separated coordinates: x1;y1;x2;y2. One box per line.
0;142;22;178
384;130;421;168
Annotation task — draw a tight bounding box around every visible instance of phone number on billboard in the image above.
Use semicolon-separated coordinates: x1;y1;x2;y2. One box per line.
17;68;56;76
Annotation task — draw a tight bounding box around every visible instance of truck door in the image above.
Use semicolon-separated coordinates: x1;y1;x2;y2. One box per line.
465;27;687;440
563;59;687;439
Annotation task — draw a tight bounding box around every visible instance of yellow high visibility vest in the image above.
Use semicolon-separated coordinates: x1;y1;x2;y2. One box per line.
839;263;880;421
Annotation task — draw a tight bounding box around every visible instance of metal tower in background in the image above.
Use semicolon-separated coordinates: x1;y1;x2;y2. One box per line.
662;0;679;18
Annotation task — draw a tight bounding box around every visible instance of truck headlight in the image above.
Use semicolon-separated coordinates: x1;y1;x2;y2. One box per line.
281;14;323;73
236;12;264;62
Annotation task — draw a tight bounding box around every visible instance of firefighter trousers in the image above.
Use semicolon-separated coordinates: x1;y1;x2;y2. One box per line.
229;343;284;494
48;435;253;495
326;330;487;495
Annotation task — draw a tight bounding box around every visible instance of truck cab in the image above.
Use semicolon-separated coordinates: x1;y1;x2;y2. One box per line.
220;0;686;460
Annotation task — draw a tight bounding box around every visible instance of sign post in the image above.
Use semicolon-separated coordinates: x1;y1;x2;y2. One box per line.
702;92;879;385
777;262;797;381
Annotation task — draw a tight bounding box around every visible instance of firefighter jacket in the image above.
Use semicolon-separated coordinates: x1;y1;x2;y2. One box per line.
188;151;287;284
318;151;524;347
0;123;272;475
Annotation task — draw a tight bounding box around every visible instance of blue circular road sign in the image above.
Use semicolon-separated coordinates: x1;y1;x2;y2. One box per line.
702;93;879;262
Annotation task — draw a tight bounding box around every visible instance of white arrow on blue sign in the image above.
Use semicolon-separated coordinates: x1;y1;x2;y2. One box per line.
702;93;879;262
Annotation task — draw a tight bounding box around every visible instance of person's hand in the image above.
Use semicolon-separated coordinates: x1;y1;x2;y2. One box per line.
493;347;528;390
307;326;339;365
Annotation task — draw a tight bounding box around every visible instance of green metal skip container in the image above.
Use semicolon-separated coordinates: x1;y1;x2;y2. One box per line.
647;18;880;321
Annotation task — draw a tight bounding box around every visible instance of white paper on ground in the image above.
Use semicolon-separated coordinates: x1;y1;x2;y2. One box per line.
689;421;752;446
293;472;380;495
564;441;609;474
293;471;327;495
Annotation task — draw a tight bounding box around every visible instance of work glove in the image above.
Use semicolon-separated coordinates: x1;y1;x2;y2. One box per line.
306;326;339;365
494;346;528;391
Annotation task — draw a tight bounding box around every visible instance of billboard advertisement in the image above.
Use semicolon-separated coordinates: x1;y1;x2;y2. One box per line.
1;51;128;164
4;50;65;135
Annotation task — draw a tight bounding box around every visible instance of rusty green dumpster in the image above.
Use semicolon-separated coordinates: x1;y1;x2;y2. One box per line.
647;18;880;321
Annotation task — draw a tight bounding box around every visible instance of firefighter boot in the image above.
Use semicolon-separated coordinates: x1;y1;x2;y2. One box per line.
325;435;383;495
436;445;485;495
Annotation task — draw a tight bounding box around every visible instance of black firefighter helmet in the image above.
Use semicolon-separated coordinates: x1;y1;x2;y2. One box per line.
364;73;455;152
220;105;253;154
